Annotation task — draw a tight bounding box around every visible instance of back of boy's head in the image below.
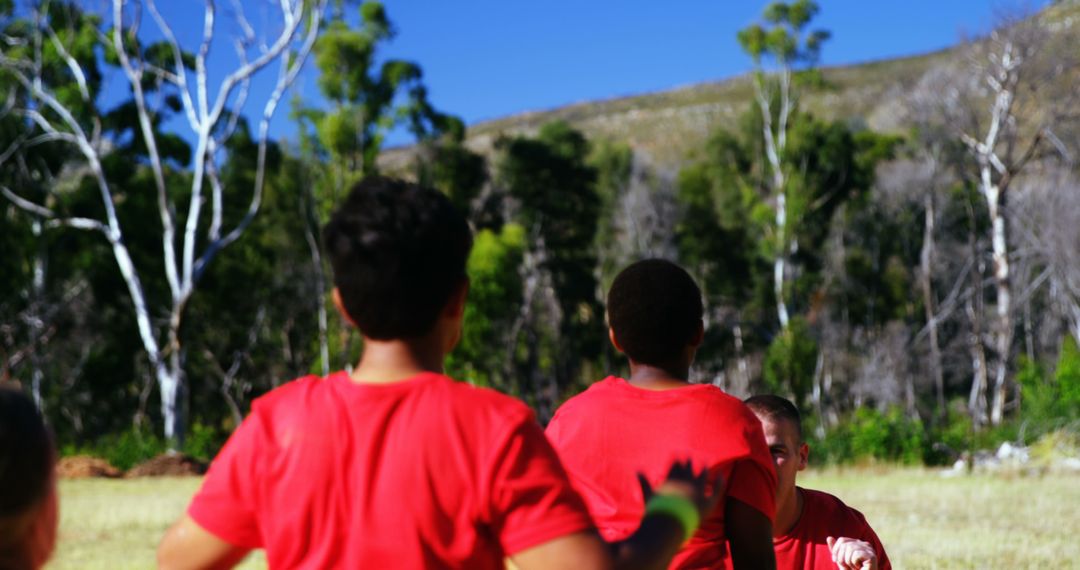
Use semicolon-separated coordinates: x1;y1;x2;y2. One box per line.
744;394;803;442
606;259;703;366
323;176;472;340
0;386;53;544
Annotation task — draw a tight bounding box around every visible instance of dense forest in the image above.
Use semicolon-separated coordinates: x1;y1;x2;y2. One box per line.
2;0;1079;468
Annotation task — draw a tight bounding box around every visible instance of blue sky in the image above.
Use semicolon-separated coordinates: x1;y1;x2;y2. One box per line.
139;1;1027;148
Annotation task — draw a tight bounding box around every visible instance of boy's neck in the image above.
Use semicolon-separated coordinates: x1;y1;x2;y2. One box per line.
349;335;445;384
626;361;692;390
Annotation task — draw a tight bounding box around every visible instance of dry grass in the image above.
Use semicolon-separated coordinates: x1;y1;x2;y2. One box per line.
801;468;1080;569
45;468;1080;569
46;477;265;570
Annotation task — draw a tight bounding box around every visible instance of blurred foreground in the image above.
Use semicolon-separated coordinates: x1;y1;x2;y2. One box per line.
46;468;1080;570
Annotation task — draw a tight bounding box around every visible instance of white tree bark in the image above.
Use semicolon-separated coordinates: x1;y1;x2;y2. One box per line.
0;0;327;445
920;190;946;420
752;67;793;329
960;36;1035;426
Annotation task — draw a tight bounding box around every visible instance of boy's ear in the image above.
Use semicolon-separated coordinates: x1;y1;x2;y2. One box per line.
690;319;705;348
797;442;809;472
608;327;624;353
331;288;359;328
443;277;469;319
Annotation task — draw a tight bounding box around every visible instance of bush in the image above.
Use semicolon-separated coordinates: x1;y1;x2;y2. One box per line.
811;406;925;465
922;410;1020;465
62;422;228;471
1016;336;1080;438
763;317;818;410
1055;336;1080;416
1029;429;1080;468
183;423;227;463
63;427;167;471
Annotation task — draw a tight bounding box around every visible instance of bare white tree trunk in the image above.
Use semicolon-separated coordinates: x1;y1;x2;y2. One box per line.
959;35;1043;426
305;224;331;378
987;192;1012;425
733;323;749;391
752;67;793;329
811;351;826;438
29;219;46;411
965;200;990;428
920;191;946;419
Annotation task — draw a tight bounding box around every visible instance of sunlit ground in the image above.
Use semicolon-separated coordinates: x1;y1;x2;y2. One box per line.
802;468;1080;569
46;468;1080;569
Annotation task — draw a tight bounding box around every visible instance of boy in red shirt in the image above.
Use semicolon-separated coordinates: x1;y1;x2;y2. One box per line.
744;395;891;570
546;259;778;569
157;177;715;570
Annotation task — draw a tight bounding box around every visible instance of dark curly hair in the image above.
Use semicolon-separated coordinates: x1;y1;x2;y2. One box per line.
606;259;703;366
323;176;472;340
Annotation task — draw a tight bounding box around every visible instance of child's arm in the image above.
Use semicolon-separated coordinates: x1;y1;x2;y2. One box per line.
724;496;776;569
157;516;251;570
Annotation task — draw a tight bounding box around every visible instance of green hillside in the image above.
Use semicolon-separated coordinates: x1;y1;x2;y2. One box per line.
382;0;1079;170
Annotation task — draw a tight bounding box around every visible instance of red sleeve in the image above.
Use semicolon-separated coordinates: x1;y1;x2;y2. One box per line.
187;406;267;549
484;410;595;555
726;412;777;522
543;407;568;450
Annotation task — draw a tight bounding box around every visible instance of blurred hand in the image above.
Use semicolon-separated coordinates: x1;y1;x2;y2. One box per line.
827;536;877;570
638;459;722;520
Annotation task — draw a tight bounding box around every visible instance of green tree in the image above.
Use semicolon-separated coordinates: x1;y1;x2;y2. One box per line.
676;105;895;386
737;0;830;329
299;1;462;194
495;121;604;418
445;224;526;389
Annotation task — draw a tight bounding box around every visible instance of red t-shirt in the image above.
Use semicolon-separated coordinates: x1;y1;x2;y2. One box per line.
545;377;777;569
774;488;891;570
188;371;594;569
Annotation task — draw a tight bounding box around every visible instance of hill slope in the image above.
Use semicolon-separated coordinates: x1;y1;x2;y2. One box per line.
382;1;1079;171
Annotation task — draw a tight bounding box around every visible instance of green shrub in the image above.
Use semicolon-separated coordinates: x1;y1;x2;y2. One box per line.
811;406;925;465
62;426;167;471
183;423;227;463
1016;336;1080;438
1029;429;1080;468
763;317;818;410
1055;336;1080;416
62;423;229;470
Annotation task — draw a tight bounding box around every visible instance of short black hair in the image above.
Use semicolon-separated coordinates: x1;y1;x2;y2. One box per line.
323;176;472;340
606;259;703;366
0;386;53;518
744;394;803;442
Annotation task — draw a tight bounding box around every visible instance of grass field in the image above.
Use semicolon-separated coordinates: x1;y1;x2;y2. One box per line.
45;468;1080;569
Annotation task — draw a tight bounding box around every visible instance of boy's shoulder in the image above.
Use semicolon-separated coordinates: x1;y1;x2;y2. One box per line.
250;373;324;411
251;371;534;427
556;377;755;418
801;488;869;525
438;375;537;423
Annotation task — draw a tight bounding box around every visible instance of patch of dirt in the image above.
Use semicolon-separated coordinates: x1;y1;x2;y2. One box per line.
56;455;122;479
126;453;207;477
